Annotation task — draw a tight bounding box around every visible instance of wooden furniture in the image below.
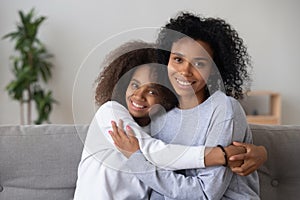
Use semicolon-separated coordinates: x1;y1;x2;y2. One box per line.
241;91;281;125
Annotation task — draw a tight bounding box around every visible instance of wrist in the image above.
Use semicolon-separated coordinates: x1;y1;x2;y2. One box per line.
204;147;227;167
217;145;228;167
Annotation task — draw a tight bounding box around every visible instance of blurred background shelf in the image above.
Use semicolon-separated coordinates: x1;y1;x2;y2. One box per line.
240;91;281;125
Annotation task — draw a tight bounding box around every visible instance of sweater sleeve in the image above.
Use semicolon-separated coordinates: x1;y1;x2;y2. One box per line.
96;101;205;170
126;119;234;200
125;98;259;200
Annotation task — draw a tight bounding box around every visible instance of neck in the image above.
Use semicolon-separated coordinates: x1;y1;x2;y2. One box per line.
178;96;199;109
134;117;150;127
178;90;208;110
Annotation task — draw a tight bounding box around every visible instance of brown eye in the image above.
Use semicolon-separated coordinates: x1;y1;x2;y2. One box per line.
174;57;182;63
148;89;158;96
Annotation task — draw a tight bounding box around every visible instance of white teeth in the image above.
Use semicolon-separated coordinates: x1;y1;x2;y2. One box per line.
132;101;145;108
176;78;192;86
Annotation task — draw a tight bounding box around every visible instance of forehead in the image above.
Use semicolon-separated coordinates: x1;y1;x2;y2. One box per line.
131;64;158;84
171;37;213;59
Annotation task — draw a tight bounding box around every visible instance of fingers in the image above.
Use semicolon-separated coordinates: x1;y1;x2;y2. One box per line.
111;120;128;139
118;119;124;132
111;121;121;140
110;121;137;145
108;121;139;158
227;159;244;168
231;142;268;176
125;125;135;137
232;141;247;148
229;153;246;161
231;157;257;176
110;121;127;149
231;164;256;176
109;129;121;148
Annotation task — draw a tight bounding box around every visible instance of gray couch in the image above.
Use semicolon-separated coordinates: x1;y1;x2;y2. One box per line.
0;124;299;200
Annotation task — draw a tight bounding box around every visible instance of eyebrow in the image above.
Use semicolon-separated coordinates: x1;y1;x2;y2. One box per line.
147;83;159;88
131;78;141;84
171;52;184;57
171;52;210;62
131;79;159;88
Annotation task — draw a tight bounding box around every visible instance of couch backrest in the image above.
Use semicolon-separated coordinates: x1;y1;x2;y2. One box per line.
0;124;88;200
251;124;300;200
0;124;299;200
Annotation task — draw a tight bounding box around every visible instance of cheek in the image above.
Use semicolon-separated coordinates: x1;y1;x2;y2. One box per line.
200;71;210;81
197;68;212;81
125;88;132;98
167;65;177;77
148;96;161;106
154;97;162;105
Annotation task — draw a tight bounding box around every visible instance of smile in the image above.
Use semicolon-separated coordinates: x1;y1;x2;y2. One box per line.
131;100;147;109
175;78;194;86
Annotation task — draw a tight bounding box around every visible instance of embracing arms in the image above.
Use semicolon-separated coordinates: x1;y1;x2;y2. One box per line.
110;120;267;175
109;99;262;199
98;101;241;170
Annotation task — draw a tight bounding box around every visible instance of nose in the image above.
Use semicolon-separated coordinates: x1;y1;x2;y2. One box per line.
132;86;146;100
179;61;193;77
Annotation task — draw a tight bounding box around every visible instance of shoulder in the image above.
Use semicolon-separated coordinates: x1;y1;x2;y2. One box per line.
97;101;126;113
226;96;247;124
100;100;125;109
95;101;129;118
210;91;246;120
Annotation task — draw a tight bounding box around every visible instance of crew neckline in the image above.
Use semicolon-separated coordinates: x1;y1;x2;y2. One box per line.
173;91;222;114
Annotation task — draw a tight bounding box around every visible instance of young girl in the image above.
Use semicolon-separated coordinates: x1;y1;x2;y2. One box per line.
110;12;265;199
73;40;246;199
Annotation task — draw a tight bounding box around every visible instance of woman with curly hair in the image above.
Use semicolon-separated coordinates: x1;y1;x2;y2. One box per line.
74;40;249;199
110;12;266;199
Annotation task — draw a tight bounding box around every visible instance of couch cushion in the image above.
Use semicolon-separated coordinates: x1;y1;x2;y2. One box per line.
1;124;299;200
0;124;88;200
251;124;300;200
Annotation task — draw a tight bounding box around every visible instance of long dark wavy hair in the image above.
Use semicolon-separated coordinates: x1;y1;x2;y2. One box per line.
157;11;252;99
94;40;178;110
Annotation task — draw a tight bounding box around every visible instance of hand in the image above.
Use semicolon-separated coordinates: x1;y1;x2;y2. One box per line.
224;145;246;168
109;120;140;158
229;142;268;176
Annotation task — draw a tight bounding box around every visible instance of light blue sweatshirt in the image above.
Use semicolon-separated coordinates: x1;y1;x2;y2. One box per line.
126;91;260;200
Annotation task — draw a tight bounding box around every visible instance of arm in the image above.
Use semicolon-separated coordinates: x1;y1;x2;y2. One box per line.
124;119;235;200
110;120;245;167
99;101;206;170
123;98;259;199
74;108;116;200
205;145;245;167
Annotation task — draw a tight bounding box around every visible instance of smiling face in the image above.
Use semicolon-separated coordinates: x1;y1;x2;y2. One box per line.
125;65;162;126
167;37;214;108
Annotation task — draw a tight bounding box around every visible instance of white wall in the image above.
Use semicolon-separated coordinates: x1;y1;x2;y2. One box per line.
1;0;299;125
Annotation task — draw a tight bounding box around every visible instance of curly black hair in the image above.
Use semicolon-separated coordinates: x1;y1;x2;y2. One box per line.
94;40;178;111
157;12;252;99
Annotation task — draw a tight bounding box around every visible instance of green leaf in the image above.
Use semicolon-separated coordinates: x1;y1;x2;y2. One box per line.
3;8;56;125
33;87;58;124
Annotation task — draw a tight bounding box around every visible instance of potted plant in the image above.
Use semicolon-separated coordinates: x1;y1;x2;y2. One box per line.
3;8;57;125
